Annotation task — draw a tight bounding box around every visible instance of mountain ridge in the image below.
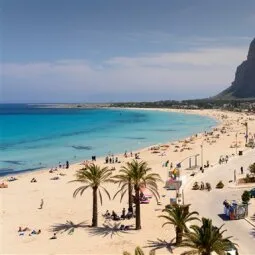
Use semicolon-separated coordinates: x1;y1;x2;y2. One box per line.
216;38;255;99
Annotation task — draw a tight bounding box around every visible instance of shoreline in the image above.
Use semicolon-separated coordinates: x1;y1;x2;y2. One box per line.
0;108;220;179
1;108;255;254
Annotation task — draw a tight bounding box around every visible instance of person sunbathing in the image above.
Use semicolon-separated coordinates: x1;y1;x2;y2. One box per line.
111;211;120;221
50;233;57;239
8;176;17;182
0;183;8;188
18;227;30;232
50;176;60;180
126;211;133;219
30;229;41;235
120;225;131;231
103;210;111;218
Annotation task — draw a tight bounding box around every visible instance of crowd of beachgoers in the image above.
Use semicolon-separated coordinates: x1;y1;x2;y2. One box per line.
0;108;255;254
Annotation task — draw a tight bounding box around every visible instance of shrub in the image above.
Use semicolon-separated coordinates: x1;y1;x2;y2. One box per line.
241;190;250;204
249;163;255;175
216;181;224;189
205;182;211;191
192;182;200;190
245;173;255;183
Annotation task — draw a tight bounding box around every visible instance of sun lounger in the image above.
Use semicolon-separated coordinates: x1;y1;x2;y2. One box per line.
144;194;152;199
140;200;150;204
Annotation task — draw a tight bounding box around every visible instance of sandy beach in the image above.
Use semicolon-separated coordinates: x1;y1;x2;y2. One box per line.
1;108;255;254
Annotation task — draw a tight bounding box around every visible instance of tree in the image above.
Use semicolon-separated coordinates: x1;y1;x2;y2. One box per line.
123;246;155;255
113;160;162;230
249;163;255;174
70;163;113;227
180;218;235;255
159;204;199;245
241;190;250;204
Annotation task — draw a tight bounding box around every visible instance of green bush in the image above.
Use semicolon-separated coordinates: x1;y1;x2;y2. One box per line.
216;181;224;189
242;190;250;204
249;163;255;174
245;173;255;183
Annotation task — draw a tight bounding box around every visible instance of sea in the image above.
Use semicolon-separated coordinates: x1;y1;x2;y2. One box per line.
0;104;217;176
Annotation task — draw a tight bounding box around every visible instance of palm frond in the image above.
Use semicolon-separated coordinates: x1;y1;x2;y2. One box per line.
101;186;111;200
180;249;198;255
120;189;128;202
98;189;103;205
73;185;90;198
134;246;145;255
181;217;235;255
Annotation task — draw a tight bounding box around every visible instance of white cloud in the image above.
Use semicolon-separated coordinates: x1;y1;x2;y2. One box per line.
105;46;247;67
1;45;248;102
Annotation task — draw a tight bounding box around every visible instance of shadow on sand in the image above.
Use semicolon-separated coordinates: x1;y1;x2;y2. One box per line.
144;238;175;253
218;214;229;221
49;220;90;235
88;222;134;238
250;228;255;238
250;214;255;222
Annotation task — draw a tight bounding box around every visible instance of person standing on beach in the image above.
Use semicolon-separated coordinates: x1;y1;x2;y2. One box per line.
39;199;44;209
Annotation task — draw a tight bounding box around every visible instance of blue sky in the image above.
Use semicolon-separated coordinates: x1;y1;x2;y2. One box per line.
1;0;255;103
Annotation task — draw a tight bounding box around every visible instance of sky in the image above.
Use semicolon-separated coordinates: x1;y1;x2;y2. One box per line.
1;0;255;103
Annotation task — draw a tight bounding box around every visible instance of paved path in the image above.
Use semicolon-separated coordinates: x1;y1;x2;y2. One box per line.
184;149;255;254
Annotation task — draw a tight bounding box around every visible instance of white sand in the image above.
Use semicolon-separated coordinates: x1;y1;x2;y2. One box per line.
1;109;255;254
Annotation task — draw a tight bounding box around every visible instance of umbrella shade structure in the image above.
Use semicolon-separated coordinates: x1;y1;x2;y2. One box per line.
140;187;152;199
165;179;182;190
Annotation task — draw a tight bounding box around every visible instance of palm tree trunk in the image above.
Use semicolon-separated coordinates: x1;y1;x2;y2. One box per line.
135;185;141;230
92;187;98;227
128;178;133;212
175;226;183;245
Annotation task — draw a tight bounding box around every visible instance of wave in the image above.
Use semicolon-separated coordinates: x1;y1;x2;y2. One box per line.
71;145;93;150
0;166;47;177
0;160;25;165
123;137;146;140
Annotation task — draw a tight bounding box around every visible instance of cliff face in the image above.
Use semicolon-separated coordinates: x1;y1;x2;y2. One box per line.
216;38;255;98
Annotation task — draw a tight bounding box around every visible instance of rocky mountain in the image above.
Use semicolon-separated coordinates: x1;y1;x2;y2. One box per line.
216;38;255;99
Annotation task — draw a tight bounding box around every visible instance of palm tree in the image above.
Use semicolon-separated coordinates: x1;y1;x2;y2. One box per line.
70;163;113;227
180;218;235;255
113;160;162;230
159;204;199;245
123;246;155;255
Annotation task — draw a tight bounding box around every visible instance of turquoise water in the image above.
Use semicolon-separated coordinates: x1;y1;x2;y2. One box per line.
0;104;217;175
